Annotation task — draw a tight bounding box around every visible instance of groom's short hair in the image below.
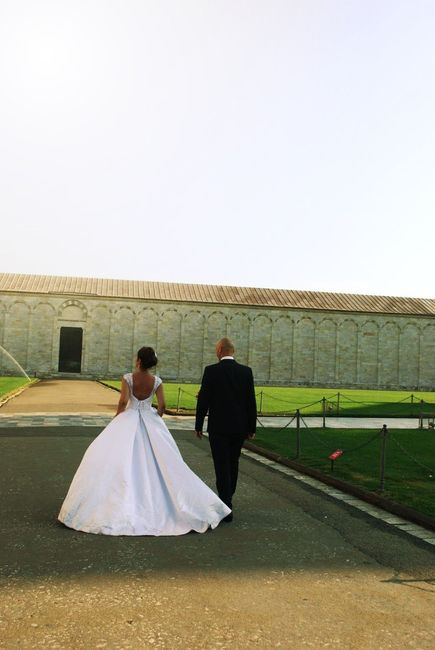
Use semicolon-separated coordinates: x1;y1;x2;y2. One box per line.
217;337;235;354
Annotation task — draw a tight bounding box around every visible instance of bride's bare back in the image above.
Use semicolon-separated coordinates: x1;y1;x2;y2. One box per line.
115;347;165;416
131;370;156;400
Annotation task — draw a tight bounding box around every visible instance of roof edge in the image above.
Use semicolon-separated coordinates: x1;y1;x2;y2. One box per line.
0;272;434;317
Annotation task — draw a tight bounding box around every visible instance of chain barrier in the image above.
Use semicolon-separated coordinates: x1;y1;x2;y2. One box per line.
338;394;385;405
339;429;382;455
255;412;383;456
273;413;297;435
258;391;328;406
298;415;331;451
256;393;432;416
298;398;325;411
253;408;434;492
258;392;297;404
255;413;297;434
256;415;270;429
388;431;434;475
336;393;421;405
336;394;366;404
179;388;198;400
378;407;419;418
298;415;383;456
396;394;418;404
173;386;434;422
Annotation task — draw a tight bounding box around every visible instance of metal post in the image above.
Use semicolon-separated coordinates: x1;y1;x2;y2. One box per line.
176;387;181;413
259;391;263;415
379;424;388;492
337;392;340;416
322;397;326;428
419;400;424;429
296;409;301;459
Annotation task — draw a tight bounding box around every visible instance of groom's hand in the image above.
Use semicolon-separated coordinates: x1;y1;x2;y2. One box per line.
195;430;203;439
247;433;255;440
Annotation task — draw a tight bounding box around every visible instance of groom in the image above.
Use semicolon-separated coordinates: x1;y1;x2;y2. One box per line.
195;337;257;521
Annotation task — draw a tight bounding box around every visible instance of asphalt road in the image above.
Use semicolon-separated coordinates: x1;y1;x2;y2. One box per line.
1;424;434;649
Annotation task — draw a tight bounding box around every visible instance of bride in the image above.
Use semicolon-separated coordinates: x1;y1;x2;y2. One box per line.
58;347;231;535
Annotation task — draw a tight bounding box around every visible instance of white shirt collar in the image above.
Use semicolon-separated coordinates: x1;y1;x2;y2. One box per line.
220;356;234;361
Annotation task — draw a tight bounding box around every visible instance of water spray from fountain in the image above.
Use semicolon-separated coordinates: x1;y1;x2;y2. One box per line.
0;345;31;381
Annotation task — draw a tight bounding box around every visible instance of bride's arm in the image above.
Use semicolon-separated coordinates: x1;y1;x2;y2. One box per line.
155;384;166;417
115;378;129;416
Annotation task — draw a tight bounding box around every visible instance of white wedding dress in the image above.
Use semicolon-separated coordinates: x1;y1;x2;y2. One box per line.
58;373;230;535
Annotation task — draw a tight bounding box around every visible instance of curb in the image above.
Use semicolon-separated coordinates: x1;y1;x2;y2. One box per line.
0;378;39;409
243;440;435;533
165;410;195;416
97;380;120;392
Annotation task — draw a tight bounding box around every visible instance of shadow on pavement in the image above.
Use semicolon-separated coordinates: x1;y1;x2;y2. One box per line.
1;428;434;583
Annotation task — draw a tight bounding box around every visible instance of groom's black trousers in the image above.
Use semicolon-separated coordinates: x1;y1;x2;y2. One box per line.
208;433;245;508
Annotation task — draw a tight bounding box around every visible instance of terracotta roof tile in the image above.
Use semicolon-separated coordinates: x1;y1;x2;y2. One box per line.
0;272;434;316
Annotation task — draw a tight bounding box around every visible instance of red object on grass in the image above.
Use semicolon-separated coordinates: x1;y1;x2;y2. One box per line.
329;449;343;461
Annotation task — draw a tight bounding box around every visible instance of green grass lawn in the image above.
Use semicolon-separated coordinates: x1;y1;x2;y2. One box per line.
255;386;435;417
253;426;435;518
101;380;434;418
0;377;31;399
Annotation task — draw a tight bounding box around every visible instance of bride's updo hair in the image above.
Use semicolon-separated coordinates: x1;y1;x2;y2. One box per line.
137;347;158;370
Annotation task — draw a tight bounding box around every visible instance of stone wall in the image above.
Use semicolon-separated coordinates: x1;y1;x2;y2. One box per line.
0;292;434;390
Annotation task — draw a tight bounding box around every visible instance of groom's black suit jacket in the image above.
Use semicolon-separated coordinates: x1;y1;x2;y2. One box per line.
195;359;257;437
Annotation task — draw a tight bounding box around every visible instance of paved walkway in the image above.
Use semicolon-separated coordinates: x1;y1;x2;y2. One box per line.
0;413;422;430
0;380;434;647
0;379;119;414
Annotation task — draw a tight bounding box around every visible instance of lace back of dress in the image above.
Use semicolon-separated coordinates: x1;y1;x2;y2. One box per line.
124;373;134;399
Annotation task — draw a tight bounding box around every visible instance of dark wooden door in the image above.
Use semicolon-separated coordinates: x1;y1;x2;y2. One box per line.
58;327;83;373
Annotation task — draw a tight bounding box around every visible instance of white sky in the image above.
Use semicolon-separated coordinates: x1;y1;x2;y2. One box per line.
1;1;434;298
